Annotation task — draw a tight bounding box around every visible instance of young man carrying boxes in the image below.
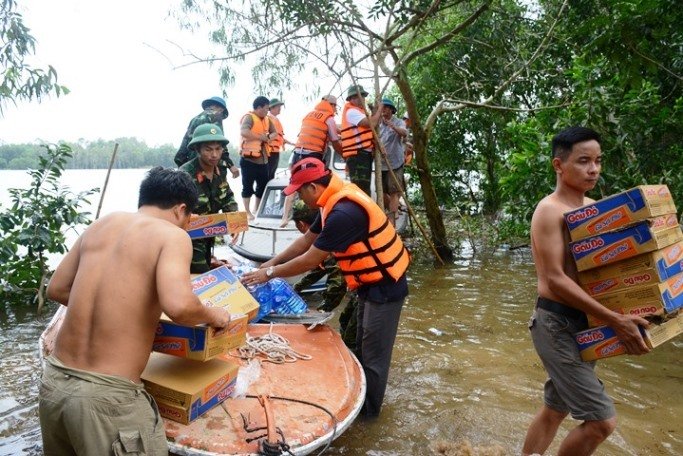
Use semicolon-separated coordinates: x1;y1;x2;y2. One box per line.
522;127;650;456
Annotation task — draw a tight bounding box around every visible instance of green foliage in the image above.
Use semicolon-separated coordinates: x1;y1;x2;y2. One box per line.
499;0;683;224
0;0;69;114
0;138;187;169
0;143;96;310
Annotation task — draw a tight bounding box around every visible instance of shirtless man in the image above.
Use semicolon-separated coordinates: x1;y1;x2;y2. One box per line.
40;167;232;456
522;126;650;456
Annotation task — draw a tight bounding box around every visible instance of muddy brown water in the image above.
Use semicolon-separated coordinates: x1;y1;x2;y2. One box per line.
1;250;681;455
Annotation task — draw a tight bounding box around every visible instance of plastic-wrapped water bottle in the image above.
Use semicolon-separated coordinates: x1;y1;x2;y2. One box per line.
269;278;307;315
232;263;256;278
253;282;273;320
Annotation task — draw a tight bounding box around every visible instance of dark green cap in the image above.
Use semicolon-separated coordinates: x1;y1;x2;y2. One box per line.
345;85;369;101
291;200;318;225
269;97;284;108
188;124;228;150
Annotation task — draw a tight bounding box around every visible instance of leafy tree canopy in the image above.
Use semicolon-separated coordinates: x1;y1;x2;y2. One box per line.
0;0;69;114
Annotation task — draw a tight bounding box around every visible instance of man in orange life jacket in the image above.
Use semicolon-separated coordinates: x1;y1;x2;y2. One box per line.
279;94;343;227
240;96;278;220
266;97;293;181
292;95;342;165
340;85;382;196
241;158;410;417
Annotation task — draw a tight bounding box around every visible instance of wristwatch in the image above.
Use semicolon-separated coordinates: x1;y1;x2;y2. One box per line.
265;266;275;278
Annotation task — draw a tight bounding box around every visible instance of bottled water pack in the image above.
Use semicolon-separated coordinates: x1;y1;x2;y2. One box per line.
232;264;307;320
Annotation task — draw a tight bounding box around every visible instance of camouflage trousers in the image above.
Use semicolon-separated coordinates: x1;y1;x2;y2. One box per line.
295;260;357;351
346;150;373;196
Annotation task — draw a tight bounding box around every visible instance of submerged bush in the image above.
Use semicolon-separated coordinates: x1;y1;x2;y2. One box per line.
0;143;96;312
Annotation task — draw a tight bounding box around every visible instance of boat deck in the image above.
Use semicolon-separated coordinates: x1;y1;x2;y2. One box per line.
40;313;365;456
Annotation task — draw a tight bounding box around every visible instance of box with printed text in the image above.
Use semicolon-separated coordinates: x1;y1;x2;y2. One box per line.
153;266;259;361
564;185;677;242
569;222;683;272
575;312;682;362
185;212;249;240
586;271;683;327
141;352;239;424
578;240;683;297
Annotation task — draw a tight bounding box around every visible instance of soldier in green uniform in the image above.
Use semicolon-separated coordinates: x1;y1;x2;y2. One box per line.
291;200;357;351
175;96;240;179
179;124;239;273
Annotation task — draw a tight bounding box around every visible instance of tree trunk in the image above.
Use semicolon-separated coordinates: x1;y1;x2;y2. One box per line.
394;73;453;261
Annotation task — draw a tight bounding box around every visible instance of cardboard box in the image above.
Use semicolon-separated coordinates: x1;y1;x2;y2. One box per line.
575;312;683;361
141;352;239;424
579;240;683;297
153;313;248;361
185;212;249;239
586;272;683;326
569;223;683;272
191;266;260;321
564;185;677;242
153;266;259;360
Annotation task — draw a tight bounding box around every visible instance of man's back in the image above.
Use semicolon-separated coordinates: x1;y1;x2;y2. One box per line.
52;211;189;382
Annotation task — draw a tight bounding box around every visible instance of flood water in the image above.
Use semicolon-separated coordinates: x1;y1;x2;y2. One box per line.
1;169;681;455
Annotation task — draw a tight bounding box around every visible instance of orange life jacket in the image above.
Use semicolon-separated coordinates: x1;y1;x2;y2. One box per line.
294;100;335;154
340;103;374;158
318;174;410;289
268;113;284;153
240;112;271;158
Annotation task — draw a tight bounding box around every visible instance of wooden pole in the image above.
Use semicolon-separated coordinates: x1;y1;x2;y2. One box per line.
95;143;119;220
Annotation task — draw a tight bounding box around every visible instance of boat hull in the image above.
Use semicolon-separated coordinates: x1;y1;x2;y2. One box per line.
39;308;365;456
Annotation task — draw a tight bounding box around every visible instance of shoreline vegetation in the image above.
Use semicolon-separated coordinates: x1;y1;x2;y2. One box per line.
0;140;295;171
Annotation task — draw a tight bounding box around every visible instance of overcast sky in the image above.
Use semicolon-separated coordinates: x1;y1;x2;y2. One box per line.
0;0;323;148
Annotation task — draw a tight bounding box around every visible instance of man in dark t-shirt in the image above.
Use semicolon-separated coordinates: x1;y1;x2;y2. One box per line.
241;158;410;417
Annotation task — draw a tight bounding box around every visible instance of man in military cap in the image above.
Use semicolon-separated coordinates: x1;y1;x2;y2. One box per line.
290;200;357;351
179;123;239;273
175;96;240;179
378;98;408;226
267;97;293;181
340;85;382;196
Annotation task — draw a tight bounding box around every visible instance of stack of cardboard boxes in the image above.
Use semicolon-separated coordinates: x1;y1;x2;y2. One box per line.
563;185;683;361
141;265;260;424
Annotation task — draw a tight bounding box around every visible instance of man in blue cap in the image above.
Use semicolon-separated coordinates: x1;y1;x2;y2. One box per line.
175;96;240;179
378;98;407;226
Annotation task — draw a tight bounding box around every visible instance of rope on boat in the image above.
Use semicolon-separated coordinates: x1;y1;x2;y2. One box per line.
229;325;312;364
243;394;338;456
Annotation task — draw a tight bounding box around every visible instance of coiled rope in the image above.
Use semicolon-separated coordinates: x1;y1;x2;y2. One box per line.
230;325;312;364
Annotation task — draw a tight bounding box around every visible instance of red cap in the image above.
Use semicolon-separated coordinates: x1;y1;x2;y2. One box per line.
283;158;331;195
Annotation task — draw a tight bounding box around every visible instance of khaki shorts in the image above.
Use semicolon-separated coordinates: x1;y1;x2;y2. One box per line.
381;166;405;194
39;356;168;455
529;306;616;421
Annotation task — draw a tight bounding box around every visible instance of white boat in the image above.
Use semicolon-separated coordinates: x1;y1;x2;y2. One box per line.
231;150;408;263
39;306;366;456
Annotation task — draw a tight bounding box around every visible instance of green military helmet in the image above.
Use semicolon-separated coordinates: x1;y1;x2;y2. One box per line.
188;123;229;150
345;84;369;101
291;199;318;225
269;97;284;108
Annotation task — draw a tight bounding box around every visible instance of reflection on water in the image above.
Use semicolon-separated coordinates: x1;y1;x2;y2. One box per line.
1;251;681;455
0;170;681;455
0;302;57;456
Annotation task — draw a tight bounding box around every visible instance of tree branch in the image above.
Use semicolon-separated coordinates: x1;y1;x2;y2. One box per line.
424;0;569;133
402;2;491;66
